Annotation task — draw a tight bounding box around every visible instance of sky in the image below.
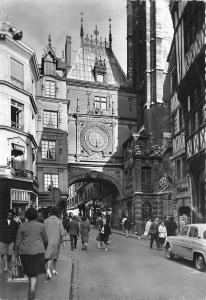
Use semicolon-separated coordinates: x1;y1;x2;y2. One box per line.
0;0;127;73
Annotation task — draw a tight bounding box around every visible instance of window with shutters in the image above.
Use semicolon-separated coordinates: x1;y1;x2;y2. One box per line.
10;58;24;89
45;80;56;98
43;110;58;129
41;140;56;160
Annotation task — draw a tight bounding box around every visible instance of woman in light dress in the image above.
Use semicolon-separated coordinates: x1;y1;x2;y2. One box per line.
144;218;152;239
44;207;64;279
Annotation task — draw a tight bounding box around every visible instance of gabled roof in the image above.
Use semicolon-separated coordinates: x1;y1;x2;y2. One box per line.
42;34;57;62
67;38;129;88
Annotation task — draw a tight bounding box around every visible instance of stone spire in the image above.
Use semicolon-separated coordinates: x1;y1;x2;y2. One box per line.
80;12;84;44
109;18;112;49
94;25;99;45
48;34;51;46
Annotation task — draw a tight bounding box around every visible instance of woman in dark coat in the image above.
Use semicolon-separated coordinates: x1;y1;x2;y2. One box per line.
99;217;111;251
15;208;48;300
80;216;90;250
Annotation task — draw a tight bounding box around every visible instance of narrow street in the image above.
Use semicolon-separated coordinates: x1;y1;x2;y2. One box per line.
1;228;206;300
76;229;206;300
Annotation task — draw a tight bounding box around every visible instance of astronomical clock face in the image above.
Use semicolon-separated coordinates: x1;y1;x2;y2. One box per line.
80;123;112;156
85;127;108;152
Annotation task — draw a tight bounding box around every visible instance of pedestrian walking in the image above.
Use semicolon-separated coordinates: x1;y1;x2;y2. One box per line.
158;220;167;247
0;209;19;273
99;217;111;251
66;216;79;251
15;208;48;300
44;207;65;279
122;215;130;237
149;218;161;250
143;218;152;239
96;217;103;249
135;218;143;239
124;216;130;238
80;216;90;250
167;217;178;236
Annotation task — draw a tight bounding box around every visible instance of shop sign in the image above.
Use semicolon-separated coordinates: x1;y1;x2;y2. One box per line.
176;185;188;194
159;174;172;191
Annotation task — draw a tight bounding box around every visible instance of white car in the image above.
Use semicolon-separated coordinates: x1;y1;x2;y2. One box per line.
165;224;206;271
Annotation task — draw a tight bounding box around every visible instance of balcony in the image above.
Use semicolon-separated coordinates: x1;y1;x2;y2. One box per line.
11;121;24;131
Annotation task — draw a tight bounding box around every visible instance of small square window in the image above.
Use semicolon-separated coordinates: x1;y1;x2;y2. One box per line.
44;174;58;191
42;140;56;160
96;74;104;82
43;110;58;129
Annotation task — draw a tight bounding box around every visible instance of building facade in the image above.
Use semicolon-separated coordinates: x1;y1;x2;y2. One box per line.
0;22;39;218
165;40;192;230
124;0;173;221
66;18;138;227
36;36;68;208
170;1;206;222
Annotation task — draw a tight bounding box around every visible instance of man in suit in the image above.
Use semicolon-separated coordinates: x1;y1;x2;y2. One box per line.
66;216;79;251
149;218;161;250
0;209;19;272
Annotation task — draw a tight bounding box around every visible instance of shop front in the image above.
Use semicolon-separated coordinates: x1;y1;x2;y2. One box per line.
0;178;38;219
173;180;192;231
10;189;38;220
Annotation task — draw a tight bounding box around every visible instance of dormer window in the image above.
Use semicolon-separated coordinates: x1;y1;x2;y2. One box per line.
94;57;106;83
96;74;104;83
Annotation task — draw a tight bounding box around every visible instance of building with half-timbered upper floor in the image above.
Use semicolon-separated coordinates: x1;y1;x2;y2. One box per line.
169;1;206;222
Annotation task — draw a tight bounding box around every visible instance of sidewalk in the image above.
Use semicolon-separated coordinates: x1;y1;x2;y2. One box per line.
111;228;148;240
0;238;73;300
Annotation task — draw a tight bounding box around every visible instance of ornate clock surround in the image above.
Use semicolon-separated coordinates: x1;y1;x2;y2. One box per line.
80;122;113;156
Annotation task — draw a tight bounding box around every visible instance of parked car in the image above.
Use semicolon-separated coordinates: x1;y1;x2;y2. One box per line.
165;224;206;271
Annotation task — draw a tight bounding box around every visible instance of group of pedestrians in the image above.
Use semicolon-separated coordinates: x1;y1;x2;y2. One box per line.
0;207;93;300
65;215;90;251
0;207;66;300
147;216;178;249
121;215;178;250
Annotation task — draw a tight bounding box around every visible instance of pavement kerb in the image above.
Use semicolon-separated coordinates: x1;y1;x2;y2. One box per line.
111;228;148;240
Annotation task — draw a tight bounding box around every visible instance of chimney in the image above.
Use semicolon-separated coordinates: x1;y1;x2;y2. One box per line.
65;35;71;75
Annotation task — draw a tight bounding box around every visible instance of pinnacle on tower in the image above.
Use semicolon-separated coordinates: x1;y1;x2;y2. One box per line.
109;18;112;49
80;12;84;44
48;34;51;46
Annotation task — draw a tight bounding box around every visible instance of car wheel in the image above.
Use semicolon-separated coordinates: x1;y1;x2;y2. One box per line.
194;254;206;271
166;245;174;260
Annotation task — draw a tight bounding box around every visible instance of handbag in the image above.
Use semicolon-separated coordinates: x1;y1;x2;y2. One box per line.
12;256;24;279
96;233;101;241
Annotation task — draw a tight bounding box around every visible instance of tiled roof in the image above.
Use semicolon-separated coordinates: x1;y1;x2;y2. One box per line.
67;40;129;87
